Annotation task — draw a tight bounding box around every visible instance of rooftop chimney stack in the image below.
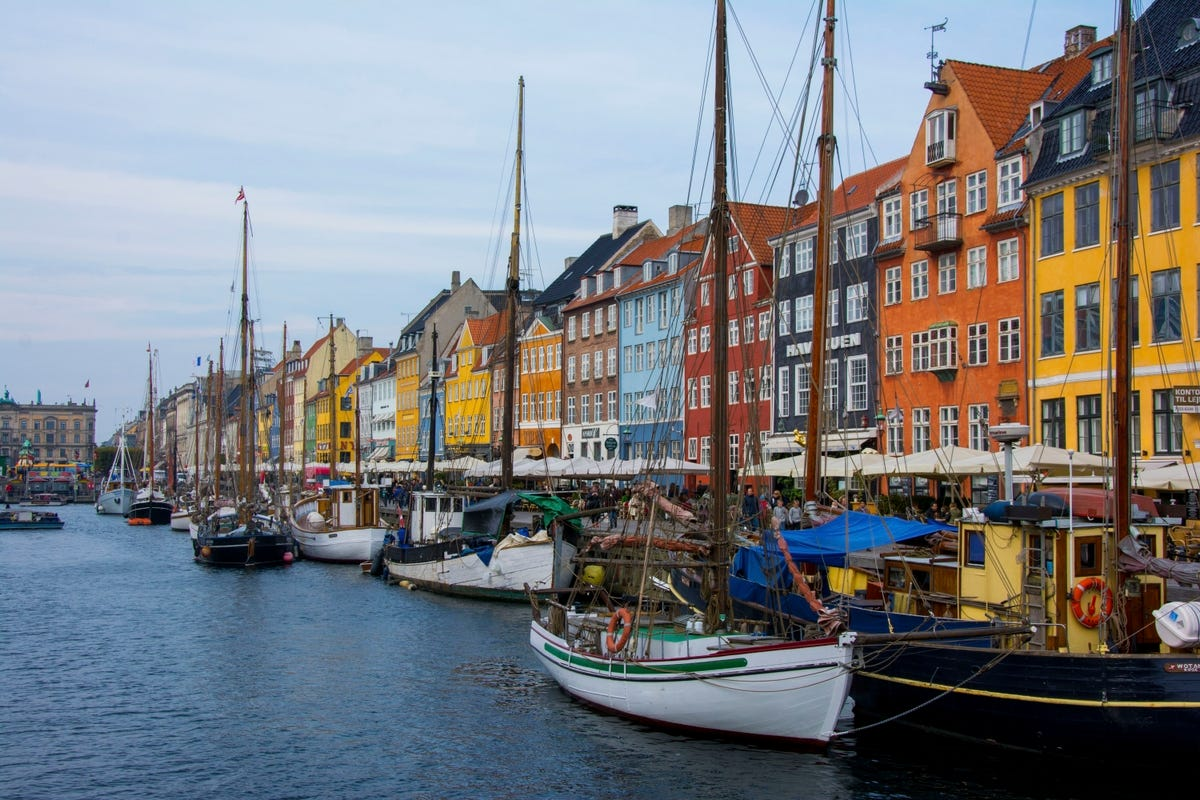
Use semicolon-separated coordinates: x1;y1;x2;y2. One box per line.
667;204;693;236
1064;25;1096;57
613;205;638;238
451;270;461;292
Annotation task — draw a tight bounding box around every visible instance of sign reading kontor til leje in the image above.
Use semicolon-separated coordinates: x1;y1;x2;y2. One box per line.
1174;385;1200;414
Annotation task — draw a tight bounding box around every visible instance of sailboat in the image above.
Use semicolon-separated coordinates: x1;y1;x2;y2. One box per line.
96;420;139;515
527;1;856;746
842;0;1200;755
289;316;391;563
382;77;565;599
127;347;174;525
192;189;294;567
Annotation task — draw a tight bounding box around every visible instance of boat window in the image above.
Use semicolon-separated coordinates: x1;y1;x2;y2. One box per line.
1074;534;1103;577
425;496;438;512
966;530;986;567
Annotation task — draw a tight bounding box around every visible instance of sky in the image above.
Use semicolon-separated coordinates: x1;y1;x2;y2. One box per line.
1;0;1116;443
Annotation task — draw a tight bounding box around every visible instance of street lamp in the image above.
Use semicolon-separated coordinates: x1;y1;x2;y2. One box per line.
989;423;1029;501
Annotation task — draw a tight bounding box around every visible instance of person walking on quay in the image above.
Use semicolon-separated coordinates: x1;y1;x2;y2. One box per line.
740;485;760;531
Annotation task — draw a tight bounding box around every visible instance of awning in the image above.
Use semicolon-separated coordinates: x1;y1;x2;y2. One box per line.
512;446;542;460
764;429;876;455
366;447;390;461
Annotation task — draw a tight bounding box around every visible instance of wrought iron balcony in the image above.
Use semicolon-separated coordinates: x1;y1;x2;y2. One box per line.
925;137;956;167
912;212;962;253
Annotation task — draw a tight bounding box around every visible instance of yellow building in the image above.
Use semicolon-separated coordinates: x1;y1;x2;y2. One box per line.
301;319;359;470
444;313;503;459
334;348;386;467
394;350;421;461
517;315;562;456
1026;34;1199;472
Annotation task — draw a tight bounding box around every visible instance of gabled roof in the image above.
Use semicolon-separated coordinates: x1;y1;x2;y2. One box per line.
534;219;658;308
574;219;707;306
948;61;1058;149
728;202;804;263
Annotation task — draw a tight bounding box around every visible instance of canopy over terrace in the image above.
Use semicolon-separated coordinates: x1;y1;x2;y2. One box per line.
465;456;712;481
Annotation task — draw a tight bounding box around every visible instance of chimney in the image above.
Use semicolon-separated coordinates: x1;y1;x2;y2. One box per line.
613;205;638;238
564;256;577;271
1064;25;1096;57
451;270;461;292
667;204;693;236
336;317;345;329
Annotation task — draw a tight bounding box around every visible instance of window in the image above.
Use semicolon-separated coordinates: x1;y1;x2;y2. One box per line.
566;396;576;425
998;317;1021;362
1041;398;1066;448
743;269;755;297
882;196;902;241
910;189;929;230
937;253;957;294
823;359;839;414
607;304;617;331
700;325;711;352
729;433;740;470
744;314;755;344
1077;394;1102;454
1040;290;1064;356
566;356;576;383
929;326;958;370
700;436;711;465
885;335;903;374
968;323;988;365
1154;389;1183;454
1075;282;1101;351
728;275;737;299
622;300;632;328
848;355;868;411
777;242;792;278
827;289;840;327
911;260;929;300
1075;181;1100;248
760;366;772;401
967;246;987;289
997;237;1020;282
968;404;990;451
885;266;902;305
700;376;711;408
796;295;813;333
1060;111;1086;157
911;330;930;372
794;364;810;416
925;108;956;164
581;352;591;380
728;319;739;347
777;367;790;416
1151;267;1182;342
1150;159;1180;231
607;347;617;376
998;157;1023;207
966;530;986;567
743;368;755;404
759;310;770;340
701;282;710;306
846;282;868;323
1091;51;1112;86
940;406;959;447
566;316;576;341
595;309;604;336
581;310;591;337
580;394;591;424
687;329;697;355
887;414;904;455
594;392;604;422
778;301;792;335
687;437;698;460
728;371;739;405
1040;192;1064;256
966;170;987;214
846;221;868;259
796;238;814;272
1111;275;1141;346
1136;83;1164;141
913;407;931;452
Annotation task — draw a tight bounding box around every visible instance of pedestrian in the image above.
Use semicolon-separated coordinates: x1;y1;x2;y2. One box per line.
787;499;803;530
740;485;760;531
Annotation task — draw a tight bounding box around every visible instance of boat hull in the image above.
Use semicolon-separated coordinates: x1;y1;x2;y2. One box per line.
96;488;134;516
1;510;65;530
384;533;553;601
169;509;192;531
193;516;294;567
291;524;388;563
127;499;173;525
530;618;856;746
853;640;1200;755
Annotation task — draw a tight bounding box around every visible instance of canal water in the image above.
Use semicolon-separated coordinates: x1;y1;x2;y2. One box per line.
0;504;1161;799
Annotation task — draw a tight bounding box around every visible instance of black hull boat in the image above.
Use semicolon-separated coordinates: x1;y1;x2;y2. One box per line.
852;640;1200;756
193;511;294;567
127;498;174;526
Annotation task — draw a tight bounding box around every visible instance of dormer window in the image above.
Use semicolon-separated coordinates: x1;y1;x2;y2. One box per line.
1090;50;1113;87
1059;111;1087;158
668;252;679;274
925;108;957;166
727;234;739;254
643;261;653;282
1178;17;1199;49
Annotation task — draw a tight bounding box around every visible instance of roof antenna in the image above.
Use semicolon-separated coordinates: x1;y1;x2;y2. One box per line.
924;18;948;92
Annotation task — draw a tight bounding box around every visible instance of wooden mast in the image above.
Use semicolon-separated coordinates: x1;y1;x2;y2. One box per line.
277;322;286;499
501;76;524;493
353;331;362;525
214;338;225;506
327;314;338;484
1109;0;1134;644
706;0;732;629
804;0;837;503
237;197;252;517
146;344;156;494
426;324;439;490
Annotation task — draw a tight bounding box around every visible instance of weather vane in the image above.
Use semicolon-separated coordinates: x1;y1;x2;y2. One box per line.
926;18;948;84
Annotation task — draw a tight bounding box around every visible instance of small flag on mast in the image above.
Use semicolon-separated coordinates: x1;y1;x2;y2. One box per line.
84;380;90;389
235;186;245;204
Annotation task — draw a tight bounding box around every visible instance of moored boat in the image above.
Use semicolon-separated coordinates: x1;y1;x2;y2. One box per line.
0;508;65;530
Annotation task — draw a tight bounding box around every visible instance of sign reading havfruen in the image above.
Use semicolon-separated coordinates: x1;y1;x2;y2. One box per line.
1174;385;1200;414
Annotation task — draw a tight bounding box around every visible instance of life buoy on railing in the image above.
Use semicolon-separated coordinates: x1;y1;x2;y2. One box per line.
1069;576;1114;628
606;607;633;653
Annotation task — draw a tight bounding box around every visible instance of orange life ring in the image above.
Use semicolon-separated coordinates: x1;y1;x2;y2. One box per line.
606;607;633;653
1069;577;1114;628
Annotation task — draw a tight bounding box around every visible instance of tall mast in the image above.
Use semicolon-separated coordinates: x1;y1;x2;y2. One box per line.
501;76;524;492
426;324;439;490
327;314;338;484
277;321;286;498
353;332;362;522
214;338;225;505
192;377;200;494
804;0;837;502
707;0;732;628
1110;0;1134;636
237;198;252;511
205;358;214;496
146;344;155;492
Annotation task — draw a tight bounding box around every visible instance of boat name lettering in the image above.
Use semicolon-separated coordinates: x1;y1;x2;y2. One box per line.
1164;662;1200;673
785;332;861;358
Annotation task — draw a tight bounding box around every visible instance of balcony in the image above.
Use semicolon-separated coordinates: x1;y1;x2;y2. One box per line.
912;212;962;253
1135;102;1180;142
925;137;956;167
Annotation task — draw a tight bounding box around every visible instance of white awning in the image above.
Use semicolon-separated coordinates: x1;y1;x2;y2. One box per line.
764;429;876;455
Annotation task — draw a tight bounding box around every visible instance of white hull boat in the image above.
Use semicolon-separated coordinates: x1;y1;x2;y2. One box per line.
385;529;553;600
291;487;390;563
96;487;134;516
530;612;856;746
